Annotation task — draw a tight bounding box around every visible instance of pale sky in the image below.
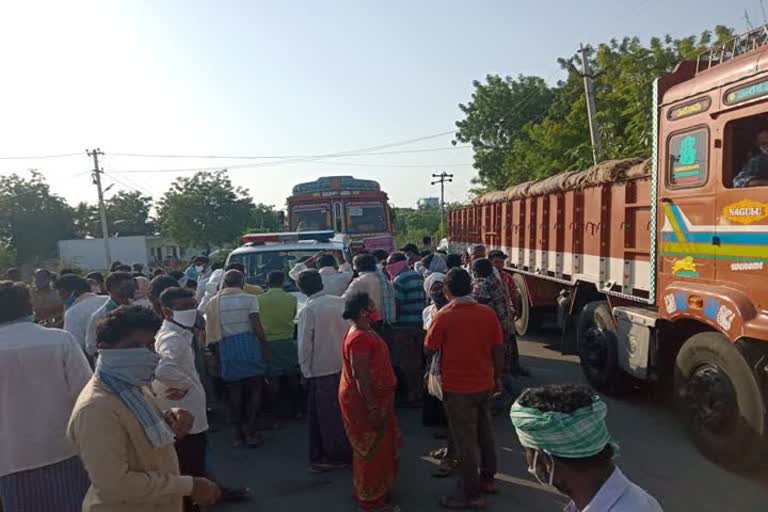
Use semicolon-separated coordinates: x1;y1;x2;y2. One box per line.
0;0;750;209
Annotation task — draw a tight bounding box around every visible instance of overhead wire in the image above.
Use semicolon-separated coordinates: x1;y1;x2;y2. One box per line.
109;144;471;160
108;130;460;174
0;152;82;160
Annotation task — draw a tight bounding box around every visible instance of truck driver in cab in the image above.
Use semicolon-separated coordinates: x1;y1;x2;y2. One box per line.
733;127;768;188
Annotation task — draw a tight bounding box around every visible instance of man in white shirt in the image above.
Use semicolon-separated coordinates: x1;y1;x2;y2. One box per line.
296;270;352;472
84;271;137;358
153;287;210;511
289;252;353;296
56;274;108;353
0;281;93;511
510;385;663;512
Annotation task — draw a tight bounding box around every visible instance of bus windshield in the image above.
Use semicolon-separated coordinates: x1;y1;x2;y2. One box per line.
346;203;387;234
292;206;331;231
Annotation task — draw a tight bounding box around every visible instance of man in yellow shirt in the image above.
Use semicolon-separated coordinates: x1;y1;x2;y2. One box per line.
257;271;301;418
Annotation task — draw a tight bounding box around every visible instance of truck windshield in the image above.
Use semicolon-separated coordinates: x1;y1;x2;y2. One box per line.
346;203;387;234
292;207;331;231
228;249;319;291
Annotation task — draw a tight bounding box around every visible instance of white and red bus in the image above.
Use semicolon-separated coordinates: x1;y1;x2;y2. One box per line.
287;176;395;253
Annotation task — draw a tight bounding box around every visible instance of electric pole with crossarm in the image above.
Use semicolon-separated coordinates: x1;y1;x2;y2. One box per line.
431;171;453;236
87;148;112;268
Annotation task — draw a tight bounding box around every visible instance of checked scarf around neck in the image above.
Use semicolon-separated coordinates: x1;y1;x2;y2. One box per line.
509;395;617;459
96;349;176;448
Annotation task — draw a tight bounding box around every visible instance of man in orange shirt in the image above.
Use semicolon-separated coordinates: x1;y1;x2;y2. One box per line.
425;268;504;510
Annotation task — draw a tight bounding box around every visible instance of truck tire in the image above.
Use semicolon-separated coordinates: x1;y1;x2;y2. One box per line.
513;273;543;337
576;301;628;394
674;332;766;470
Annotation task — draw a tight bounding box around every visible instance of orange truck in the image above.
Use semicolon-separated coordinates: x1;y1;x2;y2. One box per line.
448;27;768;468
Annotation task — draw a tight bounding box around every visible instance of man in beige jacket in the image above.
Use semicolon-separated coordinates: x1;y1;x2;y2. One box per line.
68;305;220;511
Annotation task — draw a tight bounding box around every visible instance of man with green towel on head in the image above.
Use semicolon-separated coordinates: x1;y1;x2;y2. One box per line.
510;385;662;512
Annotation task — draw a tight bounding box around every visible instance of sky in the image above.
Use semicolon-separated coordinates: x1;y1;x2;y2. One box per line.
0;0;754;210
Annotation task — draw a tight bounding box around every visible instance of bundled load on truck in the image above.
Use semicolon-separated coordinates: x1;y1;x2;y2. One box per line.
472;158;651;205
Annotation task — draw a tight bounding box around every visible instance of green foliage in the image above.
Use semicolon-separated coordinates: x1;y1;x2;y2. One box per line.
0;171;76;263
73;201;99;238
155;170;276;252
393;205;443;248
73;191;154;238
107;191;154;236
456;25;735;190
0;243;16;272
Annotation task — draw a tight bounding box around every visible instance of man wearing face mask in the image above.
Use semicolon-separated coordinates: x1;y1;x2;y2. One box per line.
153;287;210;512
734;128;768;188
67;305;221;511
510;385;663;512
56;274;108;354
85;272;137;359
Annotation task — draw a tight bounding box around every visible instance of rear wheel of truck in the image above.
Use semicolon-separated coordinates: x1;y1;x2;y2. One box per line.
674;332;766;470
577;301;629;394
513;273;543;337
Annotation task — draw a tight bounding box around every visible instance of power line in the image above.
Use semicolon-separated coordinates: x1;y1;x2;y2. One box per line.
0;152;81;160
109;144;471;160
102;172;154;196
0;171;90;201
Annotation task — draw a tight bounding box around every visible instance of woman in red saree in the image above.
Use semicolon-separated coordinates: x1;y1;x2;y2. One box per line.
339;292;401;512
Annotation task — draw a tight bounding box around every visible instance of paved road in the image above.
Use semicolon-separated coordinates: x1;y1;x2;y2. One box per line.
206;329;768;511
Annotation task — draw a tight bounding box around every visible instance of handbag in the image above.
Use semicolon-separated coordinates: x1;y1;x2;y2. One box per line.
427;349;443;401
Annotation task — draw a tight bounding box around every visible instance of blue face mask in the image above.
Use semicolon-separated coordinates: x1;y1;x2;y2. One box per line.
96;348;160;386
62;293;77;309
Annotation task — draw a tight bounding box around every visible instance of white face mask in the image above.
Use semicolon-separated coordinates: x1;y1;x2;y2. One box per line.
172;309;197;328
760;145;768;155
195;265;205;273
528;450;555;488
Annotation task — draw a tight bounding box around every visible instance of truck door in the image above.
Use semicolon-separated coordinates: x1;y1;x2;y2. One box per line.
715;110;768;318
659;126;717;286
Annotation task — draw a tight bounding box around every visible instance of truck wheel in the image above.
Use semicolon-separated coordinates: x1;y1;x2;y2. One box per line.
577;301;627;394
674;332;766;470
513;273;542;337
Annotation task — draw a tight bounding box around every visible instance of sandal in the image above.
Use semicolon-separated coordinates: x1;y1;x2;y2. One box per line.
429;447;449;459
440;495;486;510
220;487;252;502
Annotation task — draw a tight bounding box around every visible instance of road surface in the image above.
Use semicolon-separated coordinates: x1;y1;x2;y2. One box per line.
206;328;768;511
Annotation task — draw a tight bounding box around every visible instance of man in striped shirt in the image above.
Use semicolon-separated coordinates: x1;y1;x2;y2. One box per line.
387;252;426;404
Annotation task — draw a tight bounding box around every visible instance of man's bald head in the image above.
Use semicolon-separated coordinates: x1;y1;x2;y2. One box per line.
223;269;245;289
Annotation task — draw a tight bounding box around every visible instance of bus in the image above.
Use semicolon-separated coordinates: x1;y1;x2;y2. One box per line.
287;176;395;253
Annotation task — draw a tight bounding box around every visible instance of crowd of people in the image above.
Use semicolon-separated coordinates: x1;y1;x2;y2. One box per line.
0;241;663;512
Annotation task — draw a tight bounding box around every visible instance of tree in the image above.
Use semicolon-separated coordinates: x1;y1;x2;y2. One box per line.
393;205;442;248
454;75;556;190
106;191;154;236
73;202;99;238
0;171;76;263
155;170;260;252
456;25;735;190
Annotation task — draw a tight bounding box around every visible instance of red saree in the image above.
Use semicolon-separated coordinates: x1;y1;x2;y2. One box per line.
339;327;401;510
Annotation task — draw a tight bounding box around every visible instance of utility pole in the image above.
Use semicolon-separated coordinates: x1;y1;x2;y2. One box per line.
580;43;603;165
87;148;112;268
431;171;453;235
